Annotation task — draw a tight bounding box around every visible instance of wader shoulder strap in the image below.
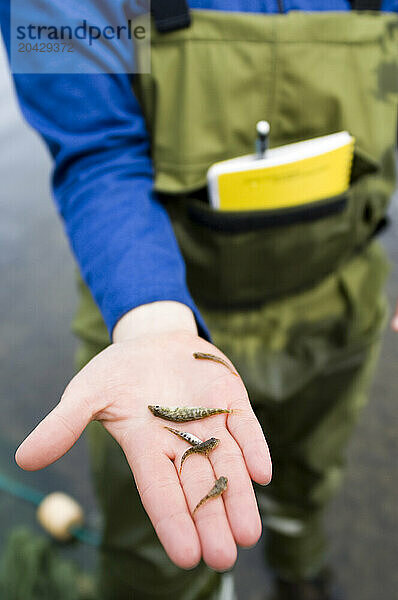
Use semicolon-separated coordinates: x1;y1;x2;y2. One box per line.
350;0;382;10
150;0;381;32
151;0;191;33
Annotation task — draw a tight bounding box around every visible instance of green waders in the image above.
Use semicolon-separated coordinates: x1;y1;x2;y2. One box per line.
72;9;398;600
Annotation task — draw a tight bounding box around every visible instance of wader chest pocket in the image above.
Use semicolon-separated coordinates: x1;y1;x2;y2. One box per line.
168;151;382;308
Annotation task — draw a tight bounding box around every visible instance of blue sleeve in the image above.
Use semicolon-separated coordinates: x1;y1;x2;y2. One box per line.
0;2;210;339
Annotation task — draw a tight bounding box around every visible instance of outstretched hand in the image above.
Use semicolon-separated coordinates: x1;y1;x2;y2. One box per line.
16;328;271;572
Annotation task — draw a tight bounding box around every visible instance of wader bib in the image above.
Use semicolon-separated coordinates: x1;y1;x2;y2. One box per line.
72;5;398;599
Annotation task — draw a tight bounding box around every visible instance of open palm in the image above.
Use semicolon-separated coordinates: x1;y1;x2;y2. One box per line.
16;331;272;571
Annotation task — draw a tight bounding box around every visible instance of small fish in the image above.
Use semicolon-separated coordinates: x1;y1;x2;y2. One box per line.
179;437;220;475
193;476;228;515
164;426;203;446
148;405;236;422
193;352;238;377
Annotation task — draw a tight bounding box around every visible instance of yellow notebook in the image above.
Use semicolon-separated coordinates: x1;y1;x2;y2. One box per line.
207;132;355;212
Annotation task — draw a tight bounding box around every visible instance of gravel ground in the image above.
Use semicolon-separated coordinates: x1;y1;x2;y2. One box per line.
0;38;397;600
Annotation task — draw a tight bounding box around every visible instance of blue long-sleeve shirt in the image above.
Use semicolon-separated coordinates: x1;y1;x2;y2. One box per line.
1;0;397;338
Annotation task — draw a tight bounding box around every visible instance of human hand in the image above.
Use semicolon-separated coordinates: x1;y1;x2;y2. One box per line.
16;303;271;572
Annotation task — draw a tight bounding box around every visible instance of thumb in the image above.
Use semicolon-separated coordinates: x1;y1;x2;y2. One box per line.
15;383;94;471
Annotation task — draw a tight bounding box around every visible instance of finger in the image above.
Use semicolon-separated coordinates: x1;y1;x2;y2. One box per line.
391;301;398;331
123;433;201;570
190;359;271;485
15;393;93;471
227;398;272;486
207;429;262;548
177;447;237;571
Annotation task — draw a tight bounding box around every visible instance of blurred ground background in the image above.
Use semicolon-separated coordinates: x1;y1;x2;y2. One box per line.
0;37;397;600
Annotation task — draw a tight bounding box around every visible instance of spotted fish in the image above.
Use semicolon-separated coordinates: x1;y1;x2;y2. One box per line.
193;476;228;515
148;405;236;422
193;352;238;377
179;437;220;475
164;426;203;446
